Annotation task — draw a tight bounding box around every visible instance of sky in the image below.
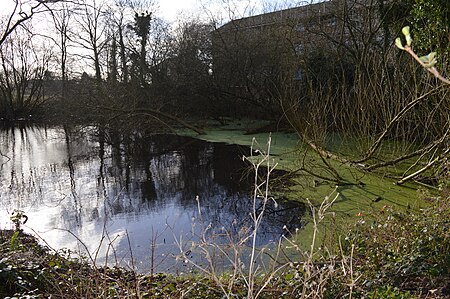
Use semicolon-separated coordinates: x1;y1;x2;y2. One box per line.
0;0;317;25
0;0;319;76
158;0;201;22
157;0;310;23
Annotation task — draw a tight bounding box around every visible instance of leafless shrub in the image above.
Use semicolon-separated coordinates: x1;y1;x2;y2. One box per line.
173;138;362;299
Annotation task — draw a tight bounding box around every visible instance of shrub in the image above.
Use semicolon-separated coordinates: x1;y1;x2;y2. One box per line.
344;191;450;296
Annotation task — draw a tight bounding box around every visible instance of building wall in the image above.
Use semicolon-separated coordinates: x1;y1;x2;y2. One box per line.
211;1;337;112
210;0;386;117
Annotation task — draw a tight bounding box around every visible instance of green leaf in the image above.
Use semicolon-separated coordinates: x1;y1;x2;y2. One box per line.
285;272;294;280
401;26;412;46
419;52;438;67
395;38;404;50
10;231;20;250
402;26;410;37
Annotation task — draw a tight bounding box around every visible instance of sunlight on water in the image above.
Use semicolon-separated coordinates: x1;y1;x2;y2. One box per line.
0;124;305;273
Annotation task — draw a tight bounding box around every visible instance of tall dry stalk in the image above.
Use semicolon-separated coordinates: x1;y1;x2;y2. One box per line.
245;136;278;298
175;137;361;299
175;137;289;299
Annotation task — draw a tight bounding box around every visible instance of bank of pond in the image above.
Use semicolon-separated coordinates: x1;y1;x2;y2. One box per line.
0;122;448;298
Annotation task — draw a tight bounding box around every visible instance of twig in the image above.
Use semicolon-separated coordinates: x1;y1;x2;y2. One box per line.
402;45;450;85
354;87;443;164
97;105;206;135
364;127;448;170
396;148;449;185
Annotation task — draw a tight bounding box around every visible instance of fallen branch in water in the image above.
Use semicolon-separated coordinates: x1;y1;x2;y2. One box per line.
396;148;450;185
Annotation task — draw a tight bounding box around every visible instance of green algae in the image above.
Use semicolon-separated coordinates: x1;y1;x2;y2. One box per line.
181;120;425;208
179;119;431;249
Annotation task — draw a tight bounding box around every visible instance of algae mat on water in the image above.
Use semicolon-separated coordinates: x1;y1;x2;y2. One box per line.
179;120;427;214
178;119;434;253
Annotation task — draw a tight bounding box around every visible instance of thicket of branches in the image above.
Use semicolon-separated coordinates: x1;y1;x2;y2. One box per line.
0;0;448;184
208;0;449;185
283;0;449;185
0;0;216;126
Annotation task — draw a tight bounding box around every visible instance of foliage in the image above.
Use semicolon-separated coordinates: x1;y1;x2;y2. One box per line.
366;286;414;299
409;0;450;57
270;187;449;298
10;210;28;232
396;26;450;85
344;192;450;296
1;184;449;298
0;229;225;298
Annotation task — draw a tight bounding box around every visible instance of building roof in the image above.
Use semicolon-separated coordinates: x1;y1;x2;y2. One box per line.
216;1;332;32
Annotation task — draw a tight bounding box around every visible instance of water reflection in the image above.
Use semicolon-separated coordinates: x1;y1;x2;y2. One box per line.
0;124;305;273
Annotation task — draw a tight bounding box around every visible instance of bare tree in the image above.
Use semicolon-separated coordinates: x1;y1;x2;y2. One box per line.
0;26;53;120
108;0;132;82
48;1;75;97
131;11;152;86
0;0;70;47
164;19;216;116
105;0;156;84
73;0;109;81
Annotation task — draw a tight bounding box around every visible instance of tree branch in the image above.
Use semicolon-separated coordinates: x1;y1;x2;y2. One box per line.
354;87;443;164
98;106;205;135
396;148;449;185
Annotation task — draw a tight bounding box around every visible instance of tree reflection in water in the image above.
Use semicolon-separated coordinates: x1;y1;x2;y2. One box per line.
0;124;305;273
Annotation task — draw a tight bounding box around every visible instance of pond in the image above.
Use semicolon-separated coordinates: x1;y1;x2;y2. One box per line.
0;124;305;273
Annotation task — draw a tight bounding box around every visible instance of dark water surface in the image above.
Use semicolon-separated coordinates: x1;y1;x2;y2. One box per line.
0;125;305;273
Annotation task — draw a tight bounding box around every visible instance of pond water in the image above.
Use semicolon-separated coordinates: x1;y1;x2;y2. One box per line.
0;124;305;273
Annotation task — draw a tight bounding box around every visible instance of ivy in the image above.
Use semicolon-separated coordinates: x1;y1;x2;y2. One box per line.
409;0;450;56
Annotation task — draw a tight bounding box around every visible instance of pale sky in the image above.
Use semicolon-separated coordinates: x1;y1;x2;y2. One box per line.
153;0;318;24
158;0;201;22
0;0;310;24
